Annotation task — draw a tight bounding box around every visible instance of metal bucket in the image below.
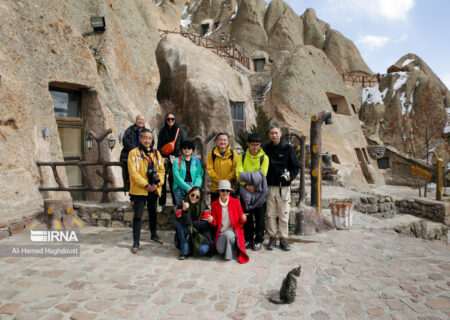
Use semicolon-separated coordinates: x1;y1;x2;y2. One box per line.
329;200;355;230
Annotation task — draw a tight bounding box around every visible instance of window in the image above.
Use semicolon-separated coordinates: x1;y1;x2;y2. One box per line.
253;58;265;72
230;101;245;136
51;90;81;119
50;87;84;200
326;92;351;116
331;104;338;112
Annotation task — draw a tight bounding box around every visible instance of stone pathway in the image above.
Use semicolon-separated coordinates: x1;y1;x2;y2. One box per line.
0;210;449;320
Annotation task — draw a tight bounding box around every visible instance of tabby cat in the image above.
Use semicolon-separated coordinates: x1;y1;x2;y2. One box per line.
269;265;302;304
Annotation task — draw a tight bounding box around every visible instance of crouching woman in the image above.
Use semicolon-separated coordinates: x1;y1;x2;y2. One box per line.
210;180;249;264
175;187;214;260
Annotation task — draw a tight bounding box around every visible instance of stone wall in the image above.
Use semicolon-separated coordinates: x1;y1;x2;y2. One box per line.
395;198;450;226
0;211;43;240
74;202;177;231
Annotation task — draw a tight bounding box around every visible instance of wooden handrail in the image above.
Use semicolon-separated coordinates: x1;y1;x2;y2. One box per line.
158;29;250;69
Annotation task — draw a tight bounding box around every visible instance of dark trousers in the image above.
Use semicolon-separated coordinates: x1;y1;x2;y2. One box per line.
159;161;175;206
240;198;265;244
122;161;130;193
132;193;158;245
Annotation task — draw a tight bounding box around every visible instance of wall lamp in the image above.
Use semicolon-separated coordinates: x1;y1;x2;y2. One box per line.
42;127;50;139
86;134;94;150
90;16;106;32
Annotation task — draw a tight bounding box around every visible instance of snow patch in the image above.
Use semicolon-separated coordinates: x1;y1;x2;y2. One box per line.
444;108;450;134
231;2;238;20
362;84;386;105
181;14;193;28
155;0;164;6
392;72;408;97
400;92;407;115
414;66;420;71
402;58;415;67
360;121;365;125
181;3;188;15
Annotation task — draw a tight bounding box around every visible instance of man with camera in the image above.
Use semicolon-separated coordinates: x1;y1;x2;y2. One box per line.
264;124;301;251
128;129;165;253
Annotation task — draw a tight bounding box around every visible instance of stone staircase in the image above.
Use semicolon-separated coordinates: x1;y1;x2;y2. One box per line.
248;71;272;108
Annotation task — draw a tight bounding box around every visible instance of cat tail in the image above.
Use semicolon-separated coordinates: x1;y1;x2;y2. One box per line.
269;297;286;304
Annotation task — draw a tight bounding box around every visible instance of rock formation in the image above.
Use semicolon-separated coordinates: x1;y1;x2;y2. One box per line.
155;33;255;140
360;53;449;165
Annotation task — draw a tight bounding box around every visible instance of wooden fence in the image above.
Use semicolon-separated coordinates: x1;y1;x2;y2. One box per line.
341;73;386;87
159;29;250;69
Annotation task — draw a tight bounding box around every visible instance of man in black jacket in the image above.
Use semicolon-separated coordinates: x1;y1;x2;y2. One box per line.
120;115;147;198
264;124;301;251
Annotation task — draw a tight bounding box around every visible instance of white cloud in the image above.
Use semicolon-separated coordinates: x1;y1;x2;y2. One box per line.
394;34;409;42
357;35;390;51
326;0;414;21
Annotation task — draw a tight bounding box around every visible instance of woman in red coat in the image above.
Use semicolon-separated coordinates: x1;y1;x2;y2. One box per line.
210;180;249;264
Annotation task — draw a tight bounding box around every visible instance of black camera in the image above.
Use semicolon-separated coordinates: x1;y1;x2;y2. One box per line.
280;168;290;184
147;166;160;185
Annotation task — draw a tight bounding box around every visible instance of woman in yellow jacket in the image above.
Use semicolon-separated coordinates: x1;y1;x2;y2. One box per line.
206;132;238;203
128;129;165;253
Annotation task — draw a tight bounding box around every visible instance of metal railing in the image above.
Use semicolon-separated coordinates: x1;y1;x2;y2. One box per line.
159;29;250;69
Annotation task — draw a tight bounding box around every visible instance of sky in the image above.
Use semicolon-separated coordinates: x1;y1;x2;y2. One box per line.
270;0;450;89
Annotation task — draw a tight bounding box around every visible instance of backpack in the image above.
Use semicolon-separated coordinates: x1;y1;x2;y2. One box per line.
211;148;234;165
241;152;264;167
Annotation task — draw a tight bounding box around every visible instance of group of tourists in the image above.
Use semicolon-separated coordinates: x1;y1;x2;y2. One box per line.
120;113;301;264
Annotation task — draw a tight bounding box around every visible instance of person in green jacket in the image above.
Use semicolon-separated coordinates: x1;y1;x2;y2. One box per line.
236;133;269;251
172;140;203;209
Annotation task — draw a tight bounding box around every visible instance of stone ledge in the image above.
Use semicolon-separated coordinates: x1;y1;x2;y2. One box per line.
0;210;44;239
395;198;449;225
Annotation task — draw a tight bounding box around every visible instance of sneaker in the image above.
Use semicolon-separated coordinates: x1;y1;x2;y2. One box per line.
150;234;163;244
280;239;291;251
178;254;187;260
252;242;262;251
131;244;139;254
267;237;276;250
245;241;253;249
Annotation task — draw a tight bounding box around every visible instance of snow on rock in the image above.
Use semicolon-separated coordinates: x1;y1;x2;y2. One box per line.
362;84;387;105
231;2;239;20
400;92;407;115
414;66;420;71
402;59;415;67
392;72;408;97
181;14;193;28
444;108;450;134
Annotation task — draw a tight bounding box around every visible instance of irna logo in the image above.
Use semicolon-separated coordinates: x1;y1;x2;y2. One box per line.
30;230;79;242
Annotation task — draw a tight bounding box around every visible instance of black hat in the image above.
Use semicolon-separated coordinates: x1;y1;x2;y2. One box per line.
181;140;196;150
247;133;261;143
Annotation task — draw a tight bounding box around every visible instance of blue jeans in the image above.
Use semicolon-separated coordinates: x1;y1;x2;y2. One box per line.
177;223;209;256
174;183;193;209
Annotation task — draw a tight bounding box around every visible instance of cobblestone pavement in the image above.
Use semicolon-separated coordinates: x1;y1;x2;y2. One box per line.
0;210;449;320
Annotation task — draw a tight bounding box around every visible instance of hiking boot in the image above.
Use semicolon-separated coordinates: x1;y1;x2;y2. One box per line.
267;237;276;250
131;244;139;254
245;241;253;249
252;242;262;251
150;234;163;244
178;254;187;260
280;239;291;251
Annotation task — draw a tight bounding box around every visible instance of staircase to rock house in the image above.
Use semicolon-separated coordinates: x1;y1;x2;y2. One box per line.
248;71;272;108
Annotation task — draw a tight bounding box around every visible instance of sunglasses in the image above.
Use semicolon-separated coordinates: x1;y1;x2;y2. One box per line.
166;117;175;121
219;189;230;193
189;193;200;200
